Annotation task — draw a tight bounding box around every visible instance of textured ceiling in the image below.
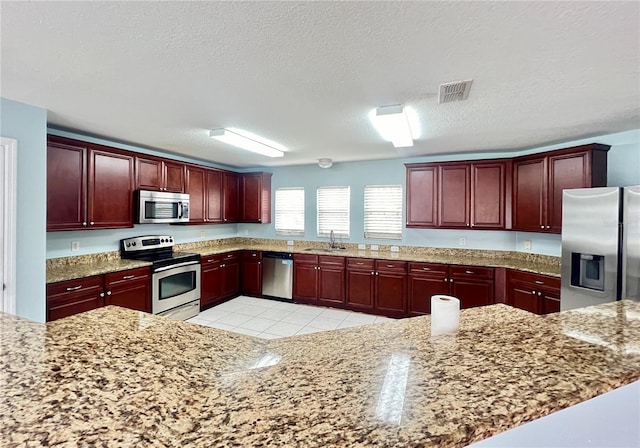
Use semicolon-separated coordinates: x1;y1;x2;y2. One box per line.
1;1;639;168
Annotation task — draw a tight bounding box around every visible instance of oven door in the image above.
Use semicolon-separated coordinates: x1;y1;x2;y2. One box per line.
152;262;201;314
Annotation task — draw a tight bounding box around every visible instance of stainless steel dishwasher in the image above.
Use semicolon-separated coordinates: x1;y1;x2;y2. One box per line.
262;252;294;300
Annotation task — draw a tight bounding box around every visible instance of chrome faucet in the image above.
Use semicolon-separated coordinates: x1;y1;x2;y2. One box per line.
329;230;336;249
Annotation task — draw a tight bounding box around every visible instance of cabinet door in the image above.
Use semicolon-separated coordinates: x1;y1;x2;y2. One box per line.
510;283;540;314
345;268;375;312
406;164;438;227
450;278;493;309
185;166;206;223
205;170;223;223
318;266;345;307
241;174;262;223
439;163;470;228
136;157;163;191
541;289;561;314
547;151;590;233
201;258;223;308
293;263;319;305
375;268;407;317
223;172;239;223
105;268;151;313
407;267;448;316
242;258;262;297
163;161;185;193
471;161;506;229
221;260;240;298
88;149;134;229
513;157;547;232
47;140;87;231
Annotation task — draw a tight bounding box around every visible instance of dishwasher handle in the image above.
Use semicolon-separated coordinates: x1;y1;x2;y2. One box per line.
262;251;294;260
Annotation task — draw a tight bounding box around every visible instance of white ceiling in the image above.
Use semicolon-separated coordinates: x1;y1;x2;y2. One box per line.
1;1;639;168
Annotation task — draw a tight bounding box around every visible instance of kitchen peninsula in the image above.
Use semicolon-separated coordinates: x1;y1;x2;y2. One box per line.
1;300;639;447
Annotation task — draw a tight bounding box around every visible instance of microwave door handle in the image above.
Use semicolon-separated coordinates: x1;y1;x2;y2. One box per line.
178;202;183;219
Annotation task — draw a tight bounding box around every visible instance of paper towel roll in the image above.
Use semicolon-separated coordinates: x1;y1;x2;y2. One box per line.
431;295;460;336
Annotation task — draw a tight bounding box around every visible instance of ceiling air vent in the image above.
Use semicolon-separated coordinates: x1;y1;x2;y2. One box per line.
438;79;473;104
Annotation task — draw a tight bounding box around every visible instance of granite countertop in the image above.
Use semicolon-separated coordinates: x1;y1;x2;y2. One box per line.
1;301;639;446
47;239;560;284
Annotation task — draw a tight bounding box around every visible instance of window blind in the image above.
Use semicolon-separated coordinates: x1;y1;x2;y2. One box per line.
317;186;350;238
275;187;305;236
364;185;403;240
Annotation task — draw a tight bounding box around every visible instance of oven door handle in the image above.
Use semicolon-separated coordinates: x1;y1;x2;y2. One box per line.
154;260;199;273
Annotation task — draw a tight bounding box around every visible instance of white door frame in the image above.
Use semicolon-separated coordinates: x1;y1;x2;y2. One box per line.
0;137;17;315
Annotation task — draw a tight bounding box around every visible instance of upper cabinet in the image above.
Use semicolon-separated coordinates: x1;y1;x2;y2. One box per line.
135;156;185;193
240;172;272;223
406;160;508;230
223;172;239;223
513;144;609;233
47;136;134;231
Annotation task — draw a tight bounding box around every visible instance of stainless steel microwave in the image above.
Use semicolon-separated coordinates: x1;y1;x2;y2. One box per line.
136;190;190;224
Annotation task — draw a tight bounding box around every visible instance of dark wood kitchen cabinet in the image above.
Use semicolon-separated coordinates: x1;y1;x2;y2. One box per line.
240;172;272;223
104;267;151;312
513;144;609;233
200;251;241;309
407;264;494;315
46;267;151;321
507;270;560;315
220;252;241;298
205;169;224;223
241;251;262;297
223;172;239;223
293;254;345;307
406;160;508;230
47;135;135;231
185;165;206;223
345;258;376;313
135;156;185;193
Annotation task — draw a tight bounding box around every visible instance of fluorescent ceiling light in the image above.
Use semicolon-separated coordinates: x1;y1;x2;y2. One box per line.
371;105;414;148
209;128;285;158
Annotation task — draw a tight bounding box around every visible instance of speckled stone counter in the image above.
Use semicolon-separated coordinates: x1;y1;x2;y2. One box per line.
47;240;560;283
2;301;639;447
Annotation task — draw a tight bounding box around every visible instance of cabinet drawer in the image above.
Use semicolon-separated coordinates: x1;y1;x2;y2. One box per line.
347;258;375;270
319;255;345;267
221;251;241;262
294;253;318;264
201;254;223;264
105;267;150;287
509;270;560;289
450;265;494;280
242;250;262;261
47;275;104;297
408;262;448;276
376;260;407;272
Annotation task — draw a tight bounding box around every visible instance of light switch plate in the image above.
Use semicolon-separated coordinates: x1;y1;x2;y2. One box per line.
370;244;379;251
358;244;366;250
524;240;532;250
459;237;467;246
390;246;400;252
200;231;206;238
287;240;294;246
71;241;79;252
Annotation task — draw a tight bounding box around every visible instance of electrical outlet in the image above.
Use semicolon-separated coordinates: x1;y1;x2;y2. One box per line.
287;240;294;246
524;240;532;250
243;229;249;236
71;241;80;252
390;246;400;252
370;244;379;251
358;244;366;250
459;237;467;246
200;231;206;238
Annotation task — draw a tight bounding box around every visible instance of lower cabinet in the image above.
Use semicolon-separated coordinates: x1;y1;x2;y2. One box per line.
345;258;376;312
200;251;241;309
46;267;151;321
293;254;345;307
408;263;494;315
241;250;262;297
507;270;561;314
345;258;407;317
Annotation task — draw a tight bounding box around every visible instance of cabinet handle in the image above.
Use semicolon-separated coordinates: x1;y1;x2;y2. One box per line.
257;261;261;265
357;262;364;265
531;290;536;294
443;278;448;282
227;254;233;258
207;259;215;263
538;292;542;296
66;285;82;291
106;291;112;296
465;270;474;274
122;275;135;280
371;271;375;275
546;226;550;229
386;264;394;268
82;222;87;227
540;225;544;229
221;263;226;268
252;253;257;257
100;292;105;298
90;221;95;226
422;267;431;271
534;280;544;285
466;223;470;227
375;272;379;276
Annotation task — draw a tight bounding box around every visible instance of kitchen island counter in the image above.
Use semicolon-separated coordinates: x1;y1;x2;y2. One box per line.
1;301;639;447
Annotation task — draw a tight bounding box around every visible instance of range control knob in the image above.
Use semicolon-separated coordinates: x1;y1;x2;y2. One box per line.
132;242;136;246
126;242;131;247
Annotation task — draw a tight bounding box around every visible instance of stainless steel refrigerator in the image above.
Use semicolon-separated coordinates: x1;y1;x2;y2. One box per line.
561;186;640;311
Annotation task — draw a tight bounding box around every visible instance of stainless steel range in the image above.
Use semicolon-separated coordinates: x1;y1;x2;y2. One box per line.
120;235;201;320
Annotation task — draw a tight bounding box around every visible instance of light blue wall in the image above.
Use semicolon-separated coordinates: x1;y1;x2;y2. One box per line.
239;129;640;257
0;98;47;322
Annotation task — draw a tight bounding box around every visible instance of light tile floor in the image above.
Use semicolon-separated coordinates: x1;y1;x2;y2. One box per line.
186;295;394;339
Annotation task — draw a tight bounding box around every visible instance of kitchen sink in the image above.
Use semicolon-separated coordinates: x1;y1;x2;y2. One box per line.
303;247;347;253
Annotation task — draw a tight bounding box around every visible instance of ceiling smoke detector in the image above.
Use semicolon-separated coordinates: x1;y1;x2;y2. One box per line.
438;79;473;104
318;158;333;168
